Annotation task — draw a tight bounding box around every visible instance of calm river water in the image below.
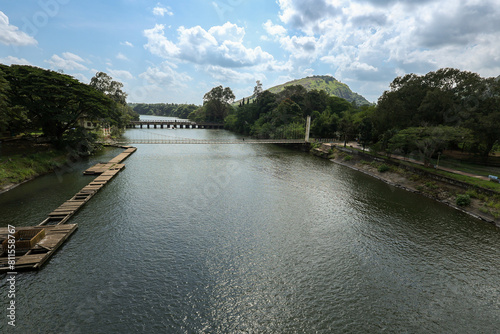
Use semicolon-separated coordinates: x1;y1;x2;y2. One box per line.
1;123;499;333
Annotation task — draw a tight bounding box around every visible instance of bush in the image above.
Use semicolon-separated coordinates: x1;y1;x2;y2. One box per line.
343;155;352;161
378;164;390;173
425;182;438;189
456;194;471;207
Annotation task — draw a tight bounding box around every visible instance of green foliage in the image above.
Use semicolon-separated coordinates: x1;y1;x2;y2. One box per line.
131;103;198;119
378;164;390;173
310;142;322;149
311;106;339;138
456;194;471;207
61;127;99;156
343;155;352;161
374;68;500;159
90;72;128;105
388;126;472;166
187;107;206;123
425;182;438;189
0;149;66;187
0;65;125;148
203;85;235;122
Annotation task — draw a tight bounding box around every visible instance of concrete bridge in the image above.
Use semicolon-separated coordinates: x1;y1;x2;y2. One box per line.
127;120;224;129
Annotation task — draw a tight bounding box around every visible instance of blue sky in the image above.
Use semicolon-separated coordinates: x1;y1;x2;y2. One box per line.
1;0;500;105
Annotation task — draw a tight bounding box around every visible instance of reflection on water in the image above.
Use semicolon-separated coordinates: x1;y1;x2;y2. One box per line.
0;126;499;333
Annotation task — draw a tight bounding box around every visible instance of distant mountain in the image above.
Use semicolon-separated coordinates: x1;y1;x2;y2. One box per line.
237;75;372;106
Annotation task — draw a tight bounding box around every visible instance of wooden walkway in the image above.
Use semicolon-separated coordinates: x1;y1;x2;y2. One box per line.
0;146;136;272
0;224;78;273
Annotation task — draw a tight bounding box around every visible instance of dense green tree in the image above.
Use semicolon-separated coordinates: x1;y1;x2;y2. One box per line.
2;65;117;145
327;96;354;115
388;126;472;166
373;68;485;141
0;69;28;135
358;117;372;150
311;106;338;138
90;72;128;105
202;85;235;122
460;77;500;158
303;89;329;118
270;98;303;127
338;110;357;147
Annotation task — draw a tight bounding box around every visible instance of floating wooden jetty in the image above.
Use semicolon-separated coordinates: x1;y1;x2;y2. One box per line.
83;147;136;175
0;224;78;273
0;146;136;272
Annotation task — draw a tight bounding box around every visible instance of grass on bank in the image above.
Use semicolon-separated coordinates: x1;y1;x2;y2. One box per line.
0;150;67;188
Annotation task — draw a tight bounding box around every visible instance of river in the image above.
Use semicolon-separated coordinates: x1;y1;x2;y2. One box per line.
0;120;499;333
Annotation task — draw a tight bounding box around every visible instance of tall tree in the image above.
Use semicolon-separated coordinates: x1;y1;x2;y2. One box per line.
462;77;500;158
253;80;263;100
90;72;128;105
203;85;235;122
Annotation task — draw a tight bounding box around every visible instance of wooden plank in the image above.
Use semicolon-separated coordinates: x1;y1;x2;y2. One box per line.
0;224;78;272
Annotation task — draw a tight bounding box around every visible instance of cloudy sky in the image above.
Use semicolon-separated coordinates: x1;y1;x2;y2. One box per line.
1;0;499;104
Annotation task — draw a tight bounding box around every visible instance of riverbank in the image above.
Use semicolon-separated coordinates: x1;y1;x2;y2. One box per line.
0;148;68;194
311;144;500;227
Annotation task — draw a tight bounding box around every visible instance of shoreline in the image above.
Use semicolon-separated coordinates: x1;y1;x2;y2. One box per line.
0;143;131;195
0;175;40;195
310;146;500;228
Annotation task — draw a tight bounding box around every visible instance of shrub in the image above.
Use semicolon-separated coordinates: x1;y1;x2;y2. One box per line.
456;194;471;207
343;155;352;161
310;142;322;149
378;164;390;173
465;190;479;199
425;182;438;189
479;206;490;214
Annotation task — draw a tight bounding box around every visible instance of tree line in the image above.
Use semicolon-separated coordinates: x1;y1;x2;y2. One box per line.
195;69;499;162
0;65;138;152
130;103;199;119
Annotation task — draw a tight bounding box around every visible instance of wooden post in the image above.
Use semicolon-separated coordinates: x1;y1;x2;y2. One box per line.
305;115;311;142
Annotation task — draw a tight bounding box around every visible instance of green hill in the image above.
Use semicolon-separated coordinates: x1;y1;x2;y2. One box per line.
237;75;372;106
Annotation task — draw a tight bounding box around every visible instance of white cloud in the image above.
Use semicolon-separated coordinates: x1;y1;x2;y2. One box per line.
107;68;134;81
139;61;191;88
144;22;275;69
270;0;500;102
116;52;129;61
263;20;287;37
62;52;86;63
0;11;37;46
153;6;173;17
144;24;181;58
0;56;31;65
121;41;134;47
72;73;90;83
45;52;89;71
205;65;256;83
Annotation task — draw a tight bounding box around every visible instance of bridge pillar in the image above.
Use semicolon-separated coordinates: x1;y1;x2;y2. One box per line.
305;115;311;143
154;124;157;129
161;124;163;129
140;124;143;129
